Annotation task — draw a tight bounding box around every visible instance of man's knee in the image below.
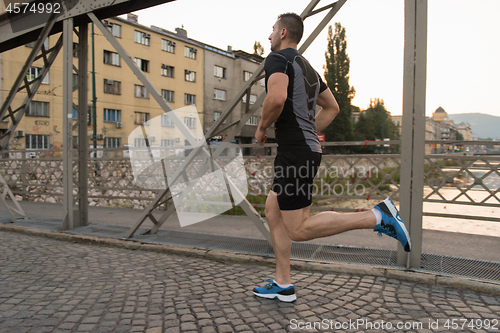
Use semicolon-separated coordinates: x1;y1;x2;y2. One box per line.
265;192;281;221
265;203;281;224
286;228;305;242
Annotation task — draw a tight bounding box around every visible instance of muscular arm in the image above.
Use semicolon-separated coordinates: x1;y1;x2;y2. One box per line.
255;73;288;145
315;88;340;133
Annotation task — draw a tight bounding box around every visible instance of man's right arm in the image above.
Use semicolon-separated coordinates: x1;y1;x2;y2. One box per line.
315;88;340;133
255;73;288;145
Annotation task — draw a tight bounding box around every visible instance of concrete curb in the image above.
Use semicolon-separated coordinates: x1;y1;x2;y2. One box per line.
1;222;499;296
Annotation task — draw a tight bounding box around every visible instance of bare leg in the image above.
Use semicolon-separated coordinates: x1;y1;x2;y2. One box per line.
265;191;377;284
264;191;292;285
281;208;377;242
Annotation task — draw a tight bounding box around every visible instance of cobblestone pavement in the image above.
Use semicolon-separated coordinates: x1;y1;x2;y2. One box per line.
0;231;499;333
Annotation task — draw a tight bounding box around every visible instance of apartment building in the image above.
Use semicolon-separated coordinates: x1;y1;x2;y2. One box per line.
203;47;271;146
1;13;205;151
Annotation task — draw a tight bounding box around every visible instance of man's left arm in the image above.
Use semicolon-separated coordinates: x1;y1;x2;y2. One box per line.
315;88;340;132
255;73;289;145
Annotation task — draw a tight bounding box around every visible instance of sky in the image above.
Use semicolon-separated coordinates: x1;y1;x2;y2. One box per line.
124;0;500;117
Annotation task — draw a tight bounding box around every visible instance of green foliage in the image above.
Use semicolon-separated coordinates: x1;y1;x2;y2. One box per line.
253;41;264;56
322;23;355;148
223;194;267;217
455;131;464;141
352;99;400;153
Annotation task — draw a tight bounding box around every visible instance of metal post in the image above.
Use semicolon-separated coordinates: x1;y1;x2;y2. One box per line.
78;22;89;227
91;23;97;157
399;0;427;268
62;18;75;230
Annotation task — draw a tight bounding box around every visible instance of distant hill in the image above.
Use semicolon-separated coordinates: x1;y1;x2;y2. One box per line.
447;113;500;140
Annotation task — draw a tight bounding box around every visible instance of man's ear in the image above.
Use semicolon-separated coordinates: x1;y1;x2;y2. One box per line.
280;28;287;40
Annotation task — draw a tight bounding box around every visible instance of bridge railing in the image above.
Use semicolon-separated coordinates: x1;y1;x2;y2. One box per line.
1;141;499;222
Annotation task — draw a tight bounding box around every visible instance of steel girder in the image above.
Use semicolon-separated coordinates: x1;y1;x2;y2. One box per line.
0;173;27;222
0;0;176;53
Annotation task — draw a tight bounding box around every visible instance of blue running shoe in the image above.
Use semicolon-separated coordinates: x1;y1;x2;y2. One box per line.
374;198;412;252
253;279;296;302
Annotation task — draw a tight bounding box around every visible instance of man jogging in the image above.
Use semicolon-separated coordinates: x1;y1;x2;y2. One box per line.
253;13;411;303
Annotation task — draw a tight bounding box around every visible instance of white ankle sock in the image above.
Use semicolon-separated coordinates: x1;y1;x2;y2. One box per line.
274;280;293;288
372;208;382;225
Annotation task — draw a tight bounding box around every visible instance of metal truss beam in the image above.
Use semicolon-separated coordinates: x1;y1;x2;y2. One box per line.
0;12;60;152
0;0;176;53
0;173;27;222
399;0;428;268
122;0;347;240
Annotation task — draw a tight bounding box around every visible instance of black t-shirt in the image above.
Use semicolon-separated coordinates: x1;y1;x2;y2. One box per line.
265;47;328;153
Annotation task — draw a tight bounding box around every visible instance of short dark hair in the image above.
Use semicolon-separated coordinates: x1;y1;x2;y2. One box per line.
277;13;304;44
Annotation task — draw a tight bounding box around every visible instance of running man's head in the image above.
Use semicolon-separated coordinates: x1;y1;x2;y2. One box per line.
269;13;304;52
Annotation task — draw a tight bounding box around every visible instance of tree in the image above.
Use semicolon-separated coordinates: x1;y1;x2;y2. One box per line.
253;41;264;56
353;99;400;152
322;23;356;145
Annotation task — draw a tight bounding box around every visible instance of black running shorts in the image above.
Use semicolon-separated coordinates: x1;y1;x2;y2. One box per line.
271;151;322;211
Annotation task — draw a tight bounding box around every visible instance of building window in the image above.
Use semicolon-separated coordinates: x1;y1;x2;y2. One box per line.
260;78;265;86
214;65;226;79
72;107;78;120
103;108;121;122
184;117;196;129
103;50;120;66
161;139;174;147
161;39;175;53
134;31;150;46
73;42;79;57
244;71;253;82
134;85;148;98
134;138;147;147
184;46;197;59
134;58;149;72
103;20;121;37
26;38;49;49
103;79;121;95
161;114;174;127
104;137;121;148
184;70;196;82
73;73;78;88
27;101;49;117
184;93;196;105
27;67;49;84
161;89;174;102
242;94;257;105
161;64;174;78
213;112;226;123
135;112;150;124
246;115;258;126
26;134;49;150
214;89;226;101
